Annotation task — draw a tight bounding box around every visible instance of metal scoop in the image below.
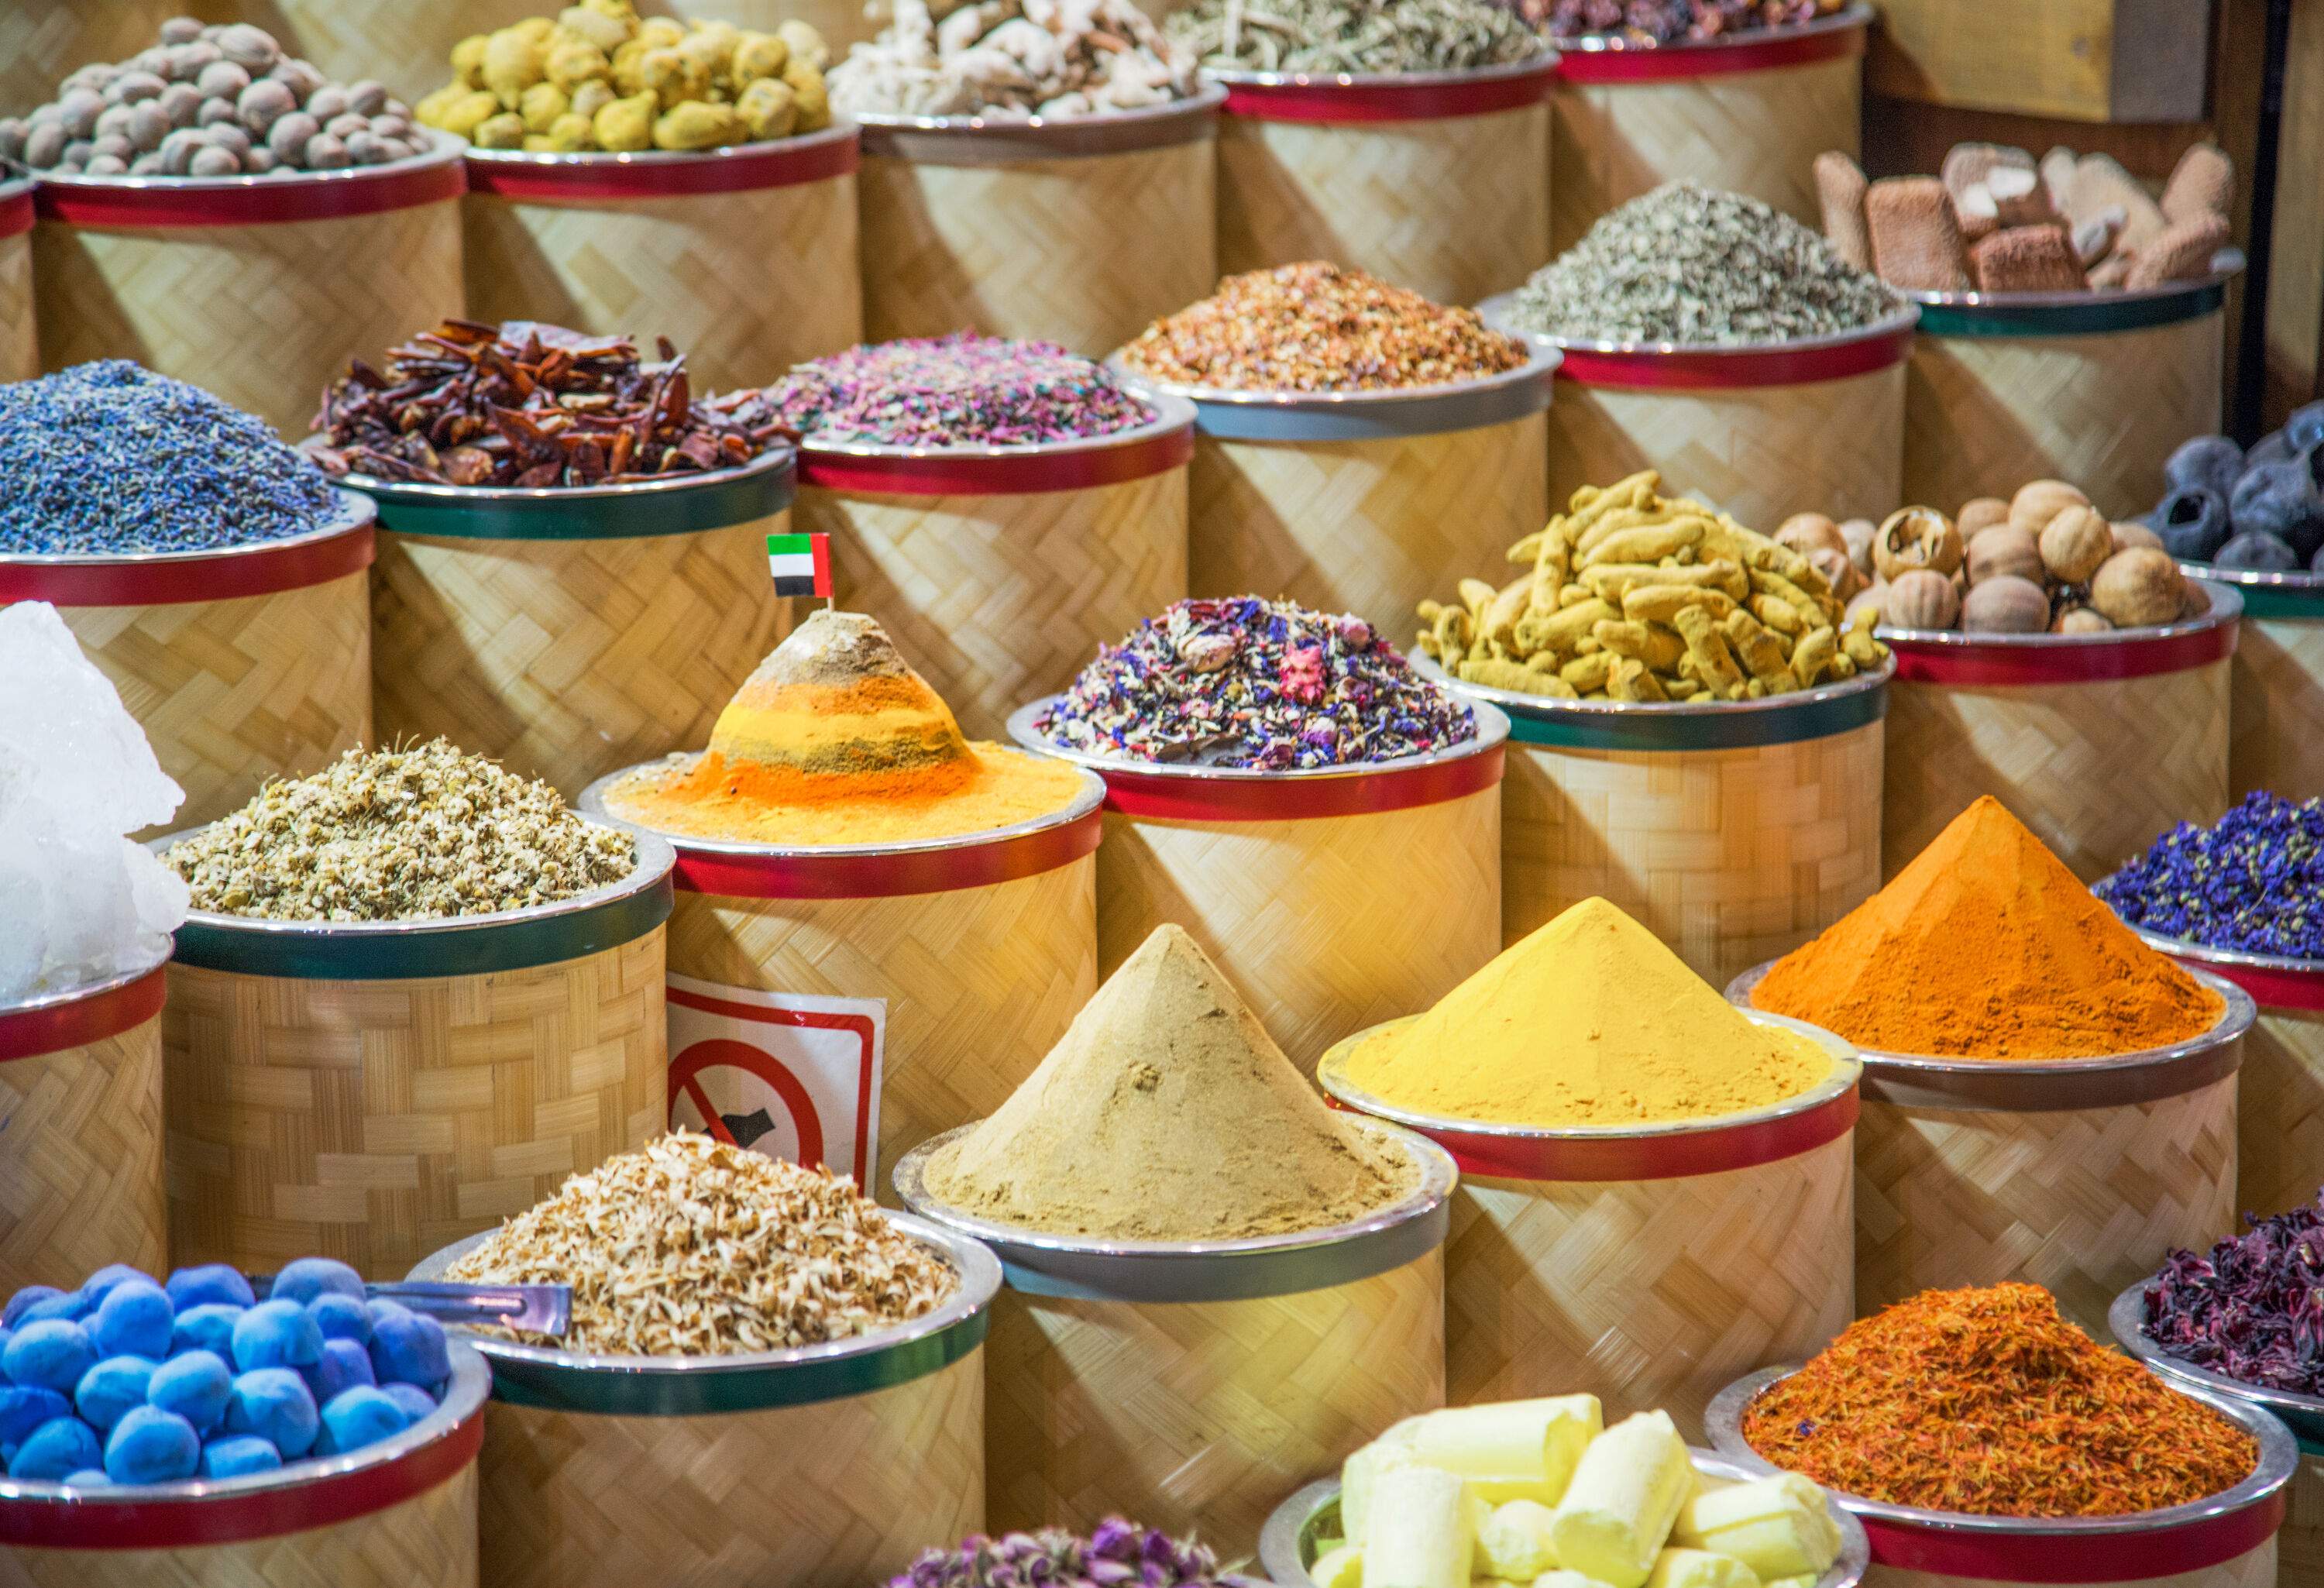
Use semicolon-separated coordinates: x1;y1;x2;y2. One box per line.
246;1273;571;1336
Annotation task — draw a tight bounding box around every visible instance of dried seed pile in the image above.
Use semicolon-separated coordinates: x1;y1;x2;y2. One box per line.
164;739;635;922
830;0;1193;119
765;335;1156;446
1508;183;1899;345
1166;0;1540;74
1539;0;1839;42
448;1133;958;1355
309;318;786;488
1123;263;1528;392
0;362;341;555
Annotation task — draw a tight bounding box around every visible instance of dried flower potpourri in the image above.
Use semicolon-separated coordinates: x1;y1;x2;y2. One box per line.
0;363;340;557
1538;0;1842;41
2146;1197;2324;1396
1166;0;1541;73
163;740;634;923
308;318;786;488
1508;184;1902;345
1123;264;1528;393
1035;597;1475;769
2099;792;2324;960
890;1518;1252;1588
763;335;1156;447
830;0;1194;117
448;1133;957;1355
1741;1283;2257;1518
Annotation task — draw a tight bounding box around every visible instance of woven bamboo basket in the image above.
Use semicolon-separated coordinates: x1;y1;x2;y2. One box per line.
1012;698;1507;1074
1880;580;2240;884
29;134;467;439
0;1339;489;1588
1549;8;1869;253
257;0;548;101
1211;57;1558;309
856;92;1222;356
0;180;33;383
1321;1010;1858;1438
1711;1365;2291;1588
797;396;1195;737
0;4;181;132
0;942;170;1298
357;447;794;798
157;822;676;1280
2180;566;2324;798
411;1215;999;1588
896;1118;1453;1545
1480;296;1915;530
663;0;888;52
1427;654;1889;984
1731;961;2253;1337
1153;339;1558;636
461;129;862;397
1903;265;2240;519
0;490;376;836
578;765;1104;1200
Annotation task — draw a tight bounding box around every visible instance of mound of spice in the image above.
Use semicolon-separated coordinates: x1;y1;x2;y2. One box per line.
2099;792;2324;960
165;740;635;922
1742;1284;2257;1518
830;0;1192;118
1166;0;1539;74
2145;1196;2324;1395
1;363;341;556
1507;183;1902;346
1538;0;1842;40
605;609;1087;844
922;924;1412;1239
1033;596;1474;770
763;335;1155;448
308;318;785;488
1122;264;1529;393
1341;897;1832;1126
1751;797;2224;1060
447;1132;956;1355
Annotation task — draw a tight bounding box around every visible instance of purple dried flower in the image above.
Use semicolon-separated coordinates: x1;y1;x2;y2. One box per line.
2145;1192;2324;1394
888;1520;1241;1588
2098;791;2324;959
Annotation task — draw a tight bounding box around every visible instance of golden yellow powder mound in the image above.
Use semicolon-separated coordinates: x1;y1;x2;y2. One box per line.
1342;896;1834;1126
604;610;1086;845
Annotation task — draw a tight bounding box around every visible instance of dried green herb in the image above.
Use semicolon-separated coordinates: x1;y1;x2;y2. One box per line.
1165;0;1542;74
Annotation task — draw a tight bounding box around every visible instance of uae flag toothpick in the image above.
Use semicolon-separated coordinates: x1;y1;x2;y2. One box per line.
768;531;833;605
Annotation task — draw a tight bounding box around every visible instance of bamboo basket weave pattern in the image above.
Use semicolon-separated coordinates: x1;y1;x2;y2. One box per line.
1095;787;1500;1074
1447;1132;1852;1437
859;140;1214;355
2233;1004;2324;1225
1862;1540;2275;1588
163;935;667;1278
0;1017;164;1298
49;569;372;835
0;2;186;136
1854;1074;2238;1337
32;201;465;441
475;1353;982;1588
371;516;788;798
1882;659;2230;883
1546;365;1904;530
1501;724;1884;985
1188;417;1547;638
663;0;889;50
0;229;33;383
810;472;1187;739
462;178;862;398
1216;105;1549;311
2229;617;2324;798
263;0;545;101
1903;315;2223;520
663;857;1097;1197
0;1461;480;1588
2287;1455;2324;1588
986;1253;1444;1544
1548;56;1858;252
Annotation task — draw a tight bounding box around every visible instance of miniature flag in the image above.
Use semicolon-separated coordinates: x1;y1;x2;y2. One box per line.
768;532;831;598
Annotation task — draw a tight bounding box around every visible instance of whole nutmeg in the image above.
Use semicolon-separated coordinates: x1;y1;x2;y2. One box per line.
370;115;411;140
240;145;277;174
237;78;296;133
302;132;350;170
370;137;412;163
57;89;104;139
2053;606;2113;634
344;130;386;164
1882;568;1961;631
84;153;128;175
1840;517;1875;576
214;23;281;73
196;96;237;126
1874;507;1965;582
325;112;368;139
93;102;132;139
1962;575;2051;633
128;100;170;150
1966;524;2044;586
24;122;69;167
156;81;203;128
267;59;324;102
305;85;349;123
1807;545;1864;604
112;70;167;105
204;122;250;156
347;80;389;117
2039;504;2113;584
265;109;320;162
2089;547;2187;627
0;120;29;162
196;60;250;101
167;41;222;80
57;140;92;170
1776;512;1848;561
1957;497;2011;540
2009;478;2092;539
187;144;240;176
89;132;133;162
2111;519;2164;554
128;152;164;174
160;16;205;44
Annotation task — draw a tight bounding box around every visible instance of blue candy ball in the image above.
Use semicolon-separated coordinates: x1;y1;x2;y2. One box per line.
365;1298;408;1326
61;1469;110;1488
2;1287;65;1329
223;1368;318;1458
366;1311;449;1389
315;1387;411;1457
90;1281;173;1361
271;1259;364;1306
308;1293;372;1344
105;1405;201;1485
4;1322;95;1394
147;1351;233;1437
301;1337;376;1404
80;1266;156;1305
199;1435;283;1480
170;1303;243;1361
74;1355;157;1434
231;1301;322;1373
10;1418;100;1481
378;1382;438;1424
164;1265;256;1311
0;1387;72;1447
15;1292;88;1326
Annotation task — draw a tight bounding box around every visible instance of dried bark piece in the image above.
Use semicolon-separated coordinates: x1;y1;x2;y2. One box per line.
1972;225;2086;293
1867;176;1972;291
1985;165;2057;229
2125;211;2231;290
1815;150;1872;270
2068;153;2168;256
2040;146;2079;214
1941;142;2033;210
2161;142;2234;225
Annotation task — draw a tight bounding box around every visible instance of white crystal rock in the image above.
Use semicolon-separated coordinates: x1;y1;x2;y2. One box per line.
0;603;186;1003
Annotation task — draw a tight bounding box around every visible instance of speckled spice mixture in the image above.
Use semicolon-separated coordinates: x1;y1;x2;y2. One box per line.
0;362;340;555
1166;0;1542;73
1123;263;1529;392
765;334;1157;447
